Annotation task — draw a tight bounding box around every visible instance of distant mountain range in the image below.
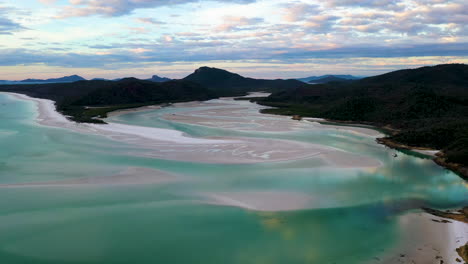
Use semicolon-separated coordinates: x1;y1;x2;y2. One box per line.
146;75;171;82
1;72;363;85
307;76;356;84
0;75;85;84
297;75;362;83
21;75;86;83
0;74;171;84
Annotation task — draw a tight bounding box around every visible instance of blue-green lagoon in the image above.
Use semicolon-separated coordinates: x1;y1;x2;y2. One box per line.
0;92;466;264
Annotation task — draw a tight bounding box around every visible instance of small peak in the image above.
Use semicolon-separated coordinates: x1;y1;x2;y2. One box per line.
195;66;210;72
119;77;140;82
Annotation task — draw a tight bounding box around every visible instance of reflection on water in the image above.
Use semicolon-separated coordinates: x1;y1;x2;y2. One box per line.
0;93;466;264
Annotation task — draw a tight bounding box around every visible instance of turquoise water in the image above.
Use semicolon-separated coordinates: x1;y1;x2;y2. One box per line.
0;93;466;264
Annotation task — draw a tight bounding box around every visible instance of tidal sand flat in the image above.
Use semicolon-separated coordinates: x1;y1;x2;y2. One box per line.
0;92;467;264
199;191;317;211
367;212;468;264
6;92;381;166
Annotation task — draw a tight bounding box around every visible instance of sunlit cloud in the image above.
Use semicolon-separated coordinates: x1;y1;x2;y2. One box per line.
215;16;264;32
55;0;258;18
136;17;166;25
0;0;467;79
37;0;58;4
281;3;319;22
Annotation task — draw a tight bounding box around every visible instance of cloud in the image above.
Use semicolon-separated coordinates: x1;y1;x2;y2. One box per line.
88;44;118;49
304;15;340;33
128;27;150;33
136;17;166;25
326;0;403;9
1;42;467;69
0;7;26;35
282;3;320;22
38;0;58;4
305;1;468;37
276;43;468;59
2;0;468;78
215;16;264;32
0;18;24;35
161;34;174;42
56;0;257;18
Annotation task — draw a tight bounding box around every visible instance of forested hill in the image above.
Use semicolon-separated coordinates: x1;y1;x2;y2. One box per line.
0;78;216;123
183;66;304;96
0;67;304;123
258;64;468;173
262;64;468;121
359;64;468;88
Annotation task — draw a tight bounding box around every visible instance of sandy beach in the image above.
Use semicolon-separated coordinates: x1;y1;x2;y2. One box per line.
368;212;467;264
160;98;384;137
106;105;163;117
199;191;314;211
3;92;382;166
304;118;385;137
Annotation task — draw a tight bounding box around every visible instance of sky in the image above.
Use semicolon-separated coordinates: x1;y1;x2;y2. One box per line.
0;0;467;80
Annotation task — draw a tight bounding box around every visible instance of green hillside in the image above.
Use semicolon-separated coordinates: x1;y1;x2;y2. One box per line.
0;78;216;123
184;66;304;96
258;64;468;172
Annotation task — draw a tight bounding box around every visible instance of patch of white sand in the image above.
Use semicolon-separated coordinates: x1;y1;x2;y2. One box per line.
199;191;314;211
367;212;468;264
2;92;382;166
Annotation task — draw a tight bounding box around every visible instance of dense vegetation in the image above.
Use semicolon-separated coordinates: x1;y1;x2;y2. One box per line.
0;67;303;123
0;78;217;123
258;64;468;171
307;76;353;84
184;66;304;96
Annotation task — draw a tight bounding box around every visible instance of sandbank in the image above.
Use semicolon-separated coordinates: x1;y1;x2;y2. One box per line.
368;211;467;264
2;92;382;166
198;191;314;211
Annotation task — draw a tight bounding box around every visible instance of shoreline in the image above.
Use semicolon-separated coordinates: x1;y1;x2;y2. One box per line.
368;211;468;264
3;92;234;144
376;137;440;157
260;107;468;180
423;207;468;224
7;91;466;178
303;118;384;137
330;119;467;179
2;92;467;262
1;92;383;166
106;104;171;118
330;121;468;179
377;137;468;180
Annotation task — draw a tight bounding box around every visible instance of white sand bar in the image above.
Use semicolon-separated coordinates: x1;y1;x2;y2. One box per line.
367;212;468;264
162;98;383;137
3;92;382;166
199;191;314;211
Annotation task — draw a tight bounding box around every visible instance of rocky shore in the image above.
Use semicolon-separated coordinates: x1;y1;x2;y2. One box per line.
377;137;468;180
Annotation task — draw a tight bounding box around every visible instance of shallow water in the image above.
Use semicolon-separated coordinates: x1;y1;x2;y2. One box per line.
0;93;466;264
